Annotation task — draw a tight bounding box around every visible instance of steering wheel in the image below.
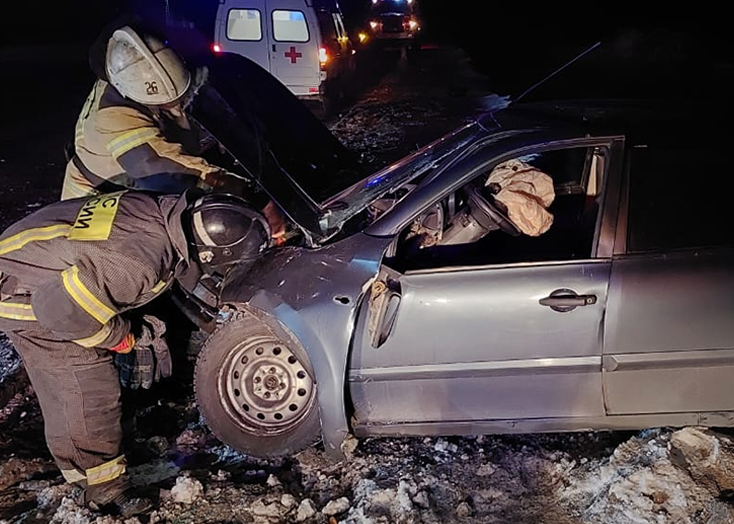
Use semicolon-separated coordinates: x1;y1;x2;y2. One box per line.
466;185;521;237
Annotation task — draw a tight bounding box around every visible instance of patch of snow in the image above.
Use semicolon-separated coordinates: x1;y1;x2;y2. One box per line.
170;476;203;504
295;499;316;522
266;473;281;487
322;497;350;516
251;499;283;518
281;494;297;509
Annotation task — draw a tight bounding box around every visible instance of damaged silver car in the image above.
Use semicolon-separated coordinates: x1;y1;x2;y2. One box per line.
181;54;734;459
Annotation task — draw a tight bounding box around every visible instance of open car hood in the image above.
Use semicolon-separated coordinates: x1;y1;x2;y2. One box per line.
185;53;363;242
185;53;488;243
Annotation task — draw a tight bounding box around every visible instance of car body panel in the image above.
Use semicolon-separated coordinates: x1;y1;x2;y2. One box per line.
349;260;611;424
605;248;734;414
220;233;393;456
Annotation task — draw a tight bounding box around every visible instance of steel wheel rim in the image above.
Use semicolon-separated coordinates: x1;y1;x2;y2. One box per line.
219;336;315;434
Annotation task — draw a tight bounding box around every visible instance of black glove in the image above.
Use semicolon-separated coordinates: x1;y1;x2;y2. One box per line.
114;315;172;389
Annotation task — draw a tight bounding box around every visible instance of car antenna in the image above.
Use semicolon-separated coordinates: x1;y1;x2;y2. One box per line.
512;41;602;105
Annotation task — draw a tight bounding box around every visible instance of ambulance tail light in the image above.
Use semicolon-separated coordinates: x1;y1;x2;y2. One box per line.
212;43;222;53
319;47;329;68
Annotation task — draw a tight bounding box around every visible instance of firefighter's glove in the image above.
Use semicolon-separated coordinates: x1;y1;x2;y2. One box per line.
114;315;172;389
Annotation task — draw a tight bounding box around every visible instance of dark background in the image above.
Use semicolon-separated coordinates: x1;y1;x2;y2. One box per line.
2;0;731;100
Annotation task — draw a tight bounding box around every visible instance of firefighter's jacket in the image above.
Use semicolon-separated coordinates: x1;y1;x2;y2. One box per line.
0;192;190;349
62;79;223;200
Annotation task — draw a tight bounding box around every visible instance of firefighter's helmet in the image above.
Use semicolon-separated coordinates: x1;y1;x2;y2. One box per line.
187;193;271;274
106;26;191;106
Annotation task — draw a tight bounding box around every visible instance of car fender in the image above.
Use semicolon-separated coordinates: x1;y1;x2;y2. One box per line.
220;233;392;459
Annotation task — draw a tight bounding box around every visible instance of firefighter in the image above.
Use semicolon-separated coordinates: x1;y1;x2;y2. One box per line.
0;190;271;517
62;24;286;240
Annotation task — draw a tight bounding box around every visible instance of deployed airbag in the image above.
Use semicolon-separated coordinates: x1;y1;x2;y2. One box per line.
485;159;555;236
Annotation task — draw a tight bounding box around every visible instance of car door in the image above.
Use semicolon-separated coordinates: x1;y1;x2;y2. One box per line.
217;0;270;71
267;0;321;94
604;142;734;415
349;140;623;429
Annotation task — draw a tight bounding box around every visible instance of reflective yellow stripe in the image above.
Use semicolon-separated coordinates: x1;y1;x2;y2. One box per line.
0;301;37;321
86;456;127;486
106;128;158;158
0;225;71;256
151;280;168;294
61;266;115;324
73;323;113;348
74;84;98;145
61;469;87;484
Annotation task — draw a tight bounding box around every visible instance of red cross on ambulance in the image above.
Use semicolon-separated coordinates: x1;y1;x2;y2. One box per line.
284;46;303;64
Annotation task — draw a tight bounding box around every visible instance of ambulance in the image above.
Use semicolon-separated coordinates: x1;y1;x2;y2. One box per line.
213;0;356;105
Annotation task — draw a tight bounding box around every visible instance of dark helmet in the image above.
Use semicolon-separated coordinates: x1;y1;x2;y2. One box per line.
187;193;271;274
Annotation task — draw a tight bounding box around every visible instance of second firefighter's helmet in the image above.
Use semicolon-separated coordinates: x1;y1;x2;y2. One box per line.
187;193;271;273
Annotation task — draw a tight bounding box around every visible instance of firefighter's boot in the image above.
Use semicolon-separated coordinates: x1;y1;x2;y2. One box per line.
85;475;155;518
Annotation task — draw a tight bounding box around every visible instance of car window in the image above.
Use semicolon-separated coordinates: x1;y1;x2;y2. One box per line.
272;10;310;42
627;145;733;253
387;146;608;270
227;9;262;41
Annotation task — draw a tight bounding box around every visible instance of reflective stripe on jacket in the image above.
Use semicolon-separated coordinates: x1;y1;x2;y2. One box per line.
61;80;223;200
0;192;189;348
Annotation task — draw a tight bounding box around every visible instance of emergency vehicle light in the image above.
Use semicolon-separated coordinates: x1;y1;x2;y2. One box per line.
319;47;329;65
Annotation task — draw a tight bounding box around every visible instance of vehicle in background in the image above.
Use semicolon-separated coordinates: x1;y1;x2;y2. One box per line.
213;0;356;107
367;0;420;48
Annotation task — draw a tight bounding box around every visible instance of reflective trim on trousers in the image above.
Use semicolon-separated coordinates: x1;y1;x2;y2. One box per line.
86;455;127;486
61;468;87;484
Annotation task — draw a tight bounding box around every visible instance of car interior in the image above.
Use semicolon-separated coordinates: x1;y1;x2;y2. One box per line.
385;146;608;271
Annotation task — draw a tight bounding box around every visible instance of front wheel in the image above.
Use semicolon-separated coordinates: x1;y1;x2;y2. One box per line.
194;312;320;457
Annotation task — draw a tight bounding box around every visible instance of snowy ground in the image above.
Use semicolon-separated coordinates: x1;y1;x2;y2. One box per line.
2;45;734;524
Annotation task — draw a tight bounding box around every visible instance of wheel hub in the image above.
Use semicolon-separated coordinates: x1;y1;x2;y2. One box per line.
221;338;314;431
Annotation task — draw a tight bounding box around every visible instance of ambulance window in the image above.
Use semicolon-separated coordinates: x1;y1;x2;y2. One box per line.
227;9;263;41
272;10;310;42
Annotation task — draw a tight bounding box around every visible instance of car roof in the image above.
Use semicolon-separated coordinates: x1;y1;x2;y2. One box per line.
482;99;731;145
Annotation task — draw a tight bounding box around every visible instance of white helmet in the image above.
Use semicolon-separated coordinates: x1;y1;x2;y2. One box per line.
106;26;191;106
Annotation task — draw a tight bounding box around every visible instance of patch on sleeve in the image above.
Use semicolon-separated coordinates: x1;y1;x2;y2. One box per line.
69;192;126;241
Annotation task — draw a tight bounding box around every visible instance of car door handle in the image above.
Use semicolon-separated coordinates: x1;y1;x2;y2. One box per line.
539;289;597;312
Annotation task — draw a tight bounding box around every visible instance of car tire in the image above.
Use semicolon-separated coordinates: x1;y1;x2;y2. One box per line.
194;312;321;458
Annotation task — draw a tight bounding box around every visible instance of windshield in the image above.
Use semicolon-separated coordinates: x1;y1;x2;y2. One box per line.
319;123;486;234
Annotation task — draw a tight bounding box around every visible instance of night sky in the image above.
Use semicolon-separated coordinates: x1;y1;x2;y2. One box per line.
3;1;730;100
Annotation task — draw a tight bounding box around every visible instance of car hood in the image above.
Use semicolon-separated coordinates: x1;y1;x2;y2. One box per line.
185;53;487;244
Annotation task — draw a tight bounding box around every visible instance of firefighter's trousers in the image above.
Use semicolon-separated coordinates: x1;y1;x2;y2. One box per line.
3;325;124;485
